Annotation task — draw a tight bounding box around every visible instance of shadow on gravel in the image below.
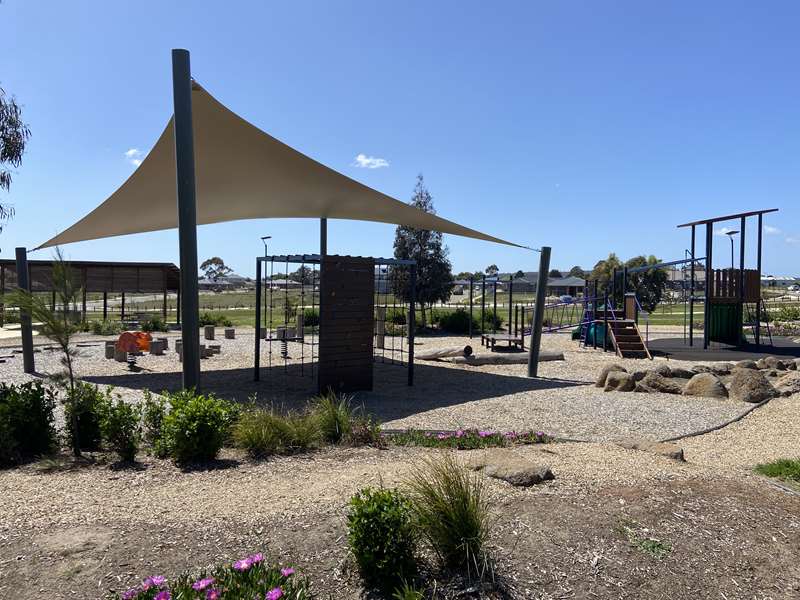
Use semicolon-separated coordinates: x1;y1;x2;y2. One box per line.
81;362;584;423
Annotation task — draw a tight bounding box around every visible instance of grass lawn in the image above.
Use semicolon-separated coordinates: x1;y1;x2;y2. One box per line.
754;459;800;491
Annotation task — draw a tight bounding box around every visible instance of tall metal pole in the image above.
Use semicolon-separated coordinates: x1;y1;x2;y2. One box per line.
468;277;473;339
689;225;695;346
703;223;713;349
254;258;262;381
527;246;551;378
407;264;416;386
172;49;200;390
320;218;327;256
15;247;35;374
756;213;763;346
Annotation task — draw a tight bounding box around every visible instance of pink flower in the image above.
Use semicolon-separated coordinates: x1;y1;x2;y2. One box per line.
150;576;166;586
233;558;252;571
455;429;464;437
436;432;449;440
280;567;295;577
478;430;491;437
206;590;221;600
154;592;170;600
122;589;138;600
192;577;215;591
266;587;283;600
248;553;264;564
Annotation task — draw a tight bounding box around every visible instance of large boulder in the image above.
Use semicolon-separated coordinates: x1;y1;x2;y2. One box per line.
734;359;758;370
756;356;785;371
775;371;800;397
691;364;712;374
604;371;635;392
653;364;672;377
781;359;797;371
596;364;627;388
683;372;729;398
669;367;695;379
728;369;779;403
619;439;685;461
469;449;555;487
635;371;683;394
709;363;733;376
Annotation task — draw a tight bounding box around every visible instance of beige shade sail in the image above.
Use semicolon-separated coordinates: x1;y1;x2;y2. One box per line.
37;82;525;250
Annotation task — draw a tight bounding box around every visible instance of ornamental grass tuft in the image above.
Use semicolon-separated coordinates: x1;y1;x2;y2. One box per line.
404;453;492;578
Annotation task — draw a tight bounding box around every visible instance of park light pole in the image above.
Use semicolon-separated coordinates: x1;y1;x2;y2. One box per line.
261;235;271;259
725;230;738;270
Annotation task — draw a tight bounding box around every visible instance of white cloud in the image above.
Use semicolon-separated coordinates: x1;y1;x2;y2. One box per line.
124;148;143;167
764;225;781;235
786;236;800;245
352;153;389;169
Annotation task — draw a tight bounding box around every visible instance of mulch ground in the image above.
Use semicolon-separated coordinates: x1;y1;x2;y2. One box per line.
2;457;798;599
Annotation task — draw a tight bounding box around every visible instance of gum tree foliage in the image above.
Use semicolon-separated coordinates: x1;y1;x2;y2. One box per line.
568;265;585;278
200;256;232;281
392;175;454;327
0;85;31;231
484;264;499;276
590;253;667;311
514;270;525;279
548;269;563;278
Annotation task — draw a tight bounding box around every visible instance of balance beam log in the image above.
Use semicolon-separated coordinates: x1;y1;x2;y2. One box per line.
449;351;564;366
416;345;474;361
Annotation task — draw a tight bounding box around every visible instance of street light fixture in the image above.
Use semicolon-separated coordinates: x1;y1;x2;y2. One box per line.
260;235;271;259
724;230;738;270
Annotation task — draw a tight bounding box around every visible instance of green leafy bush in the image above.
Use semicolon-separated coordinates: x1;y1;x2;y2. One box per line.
775;306;800;322
0;381;57;465
141;390;166;448
478;308;504;331
347;487;417;591
405;454;491;575
118;553;309;599
158;390;238;463
199;311;233;327
65;382;112;451
312;391;353;444
432;308;479;334
385;308;408;325
755;458;800;482
101;398;141;461
301;308;320;327
234;408;321;457
140;315;167;333
91;319;123;336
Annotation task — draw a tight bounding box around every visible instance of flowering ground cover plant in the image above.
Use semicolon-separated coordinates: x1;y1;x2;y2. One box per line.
388;428;551;449
117;553;310;599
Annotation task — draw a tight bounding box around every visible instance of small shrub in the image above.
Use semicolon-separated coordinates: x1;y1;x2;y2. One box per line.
775;306;800;322
393;582;425;600
432;309;479;334
405;454;491;575
755;458;800;482
101;399;141;461
301;308;320;327
91;319;123;336
140;315;167;333
234;408;321;457
390;428;550;449
311;391;353;444
118;553;310;599
347;415;384;447
479;309;504;331
0;381;57;465
385;308;408;325
158;389;238;463
65;382;112;451
141;390;167;449
199;311;233;327
347;487;417;592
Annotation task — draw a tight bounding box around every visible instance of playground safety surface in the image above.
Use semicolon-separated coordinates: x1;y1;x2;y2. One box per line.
648;335;800;361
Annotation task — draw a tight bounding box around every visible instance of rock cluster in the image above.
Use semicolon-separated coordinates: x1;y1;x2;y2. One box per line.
597;356;797;402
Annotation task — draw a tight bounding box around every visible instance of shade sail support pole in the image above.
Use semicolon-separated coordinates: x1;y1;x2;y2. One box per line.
15;247;35;374
172;48;201;390
320;218;327;256
527;246;551;378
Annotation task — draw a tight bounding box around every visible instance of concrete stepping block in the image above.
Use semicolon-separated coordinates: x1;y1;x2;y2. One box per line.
224;328;235;339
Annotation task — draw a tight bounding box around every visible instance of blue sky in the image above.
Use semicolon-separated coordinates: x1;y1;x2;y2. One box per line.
1;1;798;276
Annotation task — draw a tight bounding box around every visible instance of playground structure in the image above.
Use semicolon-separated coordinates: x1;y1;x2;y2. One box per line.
253;253;416;393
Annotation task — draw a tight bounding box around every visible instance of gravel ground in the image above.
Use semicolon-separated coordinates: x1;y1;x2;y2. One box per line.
0;329;756;441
